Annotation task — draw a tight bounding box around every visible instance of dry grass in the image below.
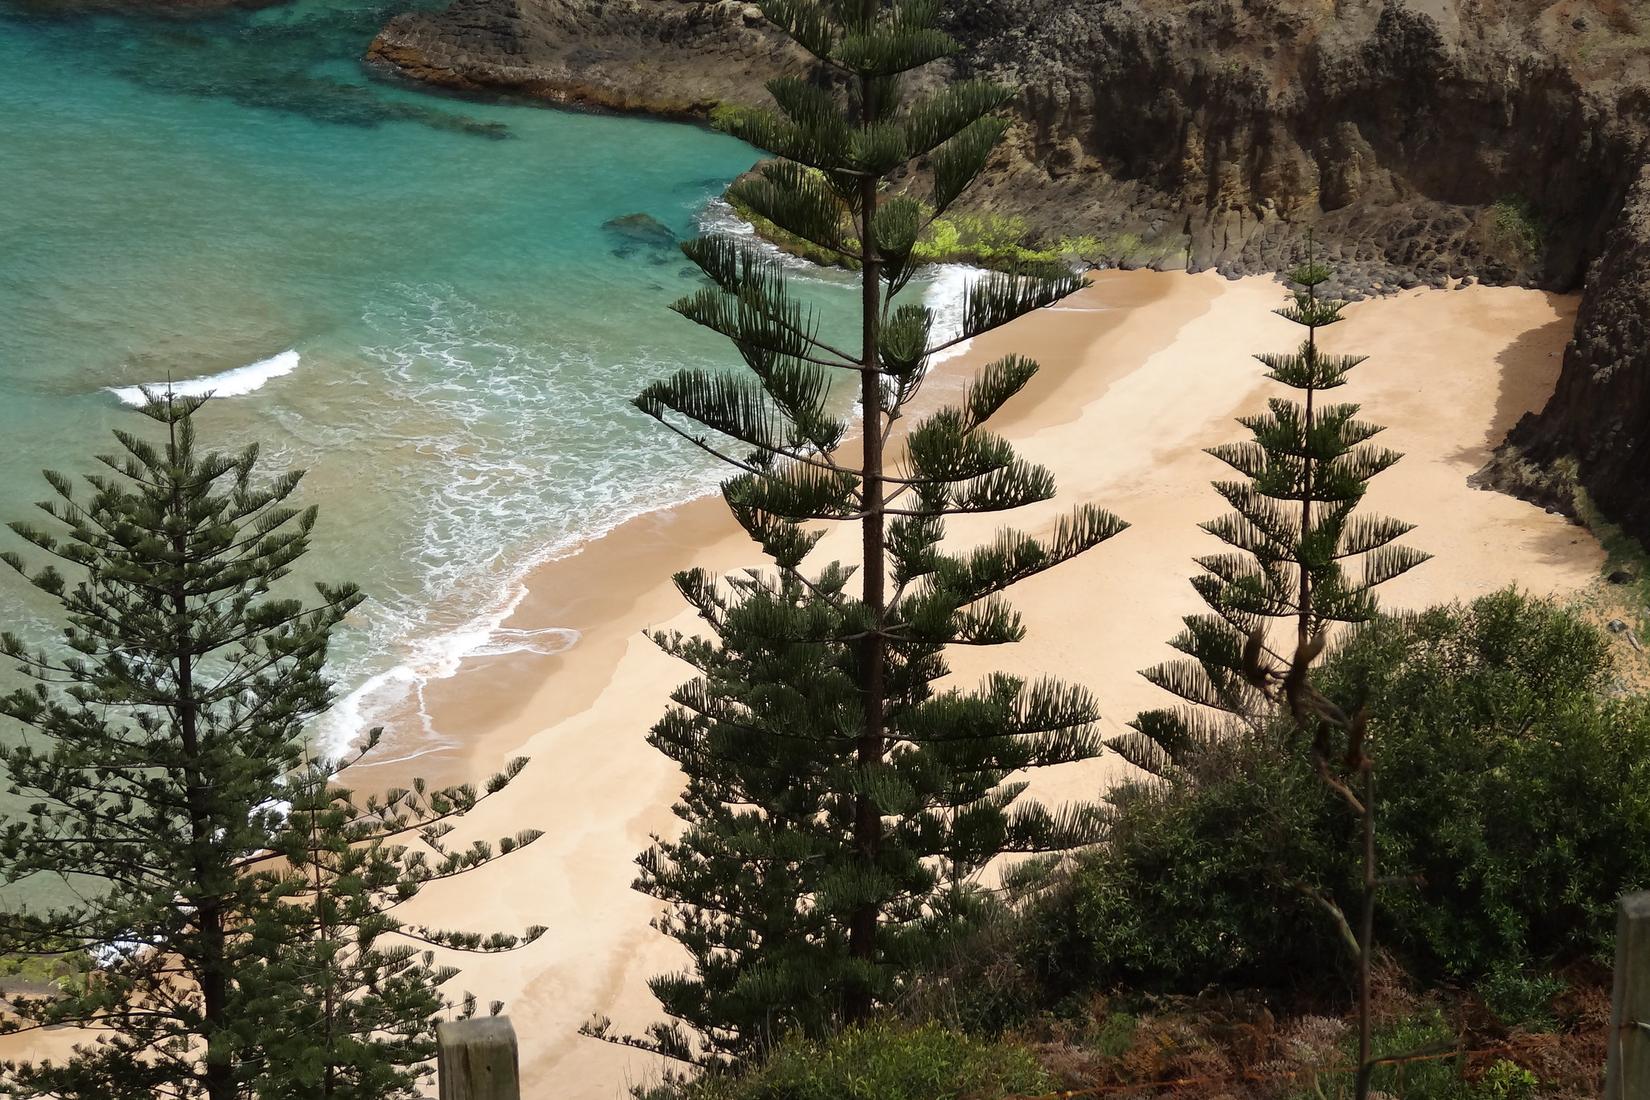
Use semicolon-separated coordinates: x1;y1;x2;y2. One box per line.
1005;962;1608;1099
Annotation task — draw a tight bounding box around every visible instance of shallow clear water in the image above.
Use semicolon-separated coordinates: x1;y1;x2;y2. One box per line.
0;0;942;762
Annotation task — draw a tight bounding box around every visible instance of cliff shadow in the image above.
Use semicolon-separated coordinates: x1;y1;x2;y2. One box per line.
1457;297;1576;467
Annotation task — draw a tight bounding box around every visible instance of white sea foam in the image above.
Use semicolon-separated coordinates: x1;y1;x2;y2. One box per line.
920;263;987;365
308;285;735;761
694;197;816;272
314;491;719;761
108;349;300;406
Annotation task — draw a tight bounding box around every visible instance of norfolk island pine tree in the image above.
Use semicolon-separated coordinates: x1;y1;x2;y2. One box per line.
1114;253;1430;777
582;0;1130;1071
1116;256;1429;1100
0;392;544;1100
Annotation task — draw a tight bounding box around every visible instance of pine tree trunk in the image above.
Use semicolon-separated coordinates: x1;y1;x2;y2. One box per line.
309;791;340;1099
846;59;885;1026
1298;298;1317;649
170;412;235;1100
1354;768;1377;1100
180;602;234;1100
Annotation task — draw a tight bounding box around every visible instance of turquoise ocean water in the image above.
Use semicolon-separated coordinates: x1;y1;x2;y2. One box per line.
0;0;975;767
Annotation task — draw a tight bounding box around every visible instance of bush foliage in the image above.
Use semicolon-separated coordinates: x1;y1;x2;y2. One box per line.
640;596;1629;1099
668;1022;1049;1100
1030;591;1650;1001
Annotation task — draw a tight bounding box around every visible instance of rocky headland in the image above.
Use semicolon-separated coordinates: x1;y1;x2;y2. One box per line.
367;0;805;117
367;0;1650;533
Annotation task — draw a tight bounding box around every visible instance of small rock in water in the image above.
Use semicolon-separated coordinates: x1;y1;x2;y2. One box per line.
603;213;680;261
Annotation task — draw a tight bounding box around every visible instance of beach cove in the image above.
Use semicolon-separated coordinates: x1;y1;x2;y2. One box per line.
355;269;1610;1096
0;0;1636;1092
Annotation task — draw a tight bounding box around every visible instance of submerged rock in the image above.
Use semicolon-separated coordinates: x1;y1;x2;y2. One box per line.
602;213;679;261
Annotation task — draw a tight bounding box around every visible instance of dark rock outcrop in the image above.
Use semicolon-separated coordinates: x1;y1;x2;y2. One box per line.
368;0;804;118
1480;164;1650;540
370;0;1650;293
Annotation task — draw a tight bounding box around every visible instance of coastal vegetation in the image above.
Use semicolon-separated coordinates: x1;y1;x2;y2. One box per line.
1120;254;1428;770
609;118;1636;1089
1122;252;1428;1098
1489;198;1546;262
721;172;1127;272
647;591;1639;1099
0;394;543;1100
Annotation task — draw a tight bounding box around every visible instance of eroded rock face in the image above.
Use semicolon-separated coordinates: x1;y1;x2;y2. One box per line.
939;0;1649;290
368;0;805;118
1483;165;1650;540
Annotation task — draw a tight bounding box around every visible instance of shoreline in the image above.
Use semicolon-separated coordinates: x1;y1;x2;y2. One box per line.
330;258;986;782
350;269;1176;796
354;269;1607;1096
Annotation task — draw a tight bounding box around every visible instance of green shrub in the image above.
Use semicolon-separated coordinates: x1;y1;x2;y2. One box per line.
1291;1008;1540;1100
1029;591;1650;998
1475;964;1564;1030
1320;591;1650;978
1489;198;1544;258
676;1022;1050;1100
1026;740;1347;997
0;949;93;993
722;169;1122;272
1478;1059;1539;1100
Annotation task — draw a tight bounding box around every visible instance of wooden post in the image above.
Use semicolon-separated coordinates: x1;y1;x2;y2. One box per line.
1607;892;1650;1099
438;1016;520;1100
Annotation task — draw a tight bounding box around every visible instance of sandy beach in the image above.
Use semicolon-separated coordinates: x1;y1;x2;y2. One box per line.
335;269;1603;1098
1;271;1603;1095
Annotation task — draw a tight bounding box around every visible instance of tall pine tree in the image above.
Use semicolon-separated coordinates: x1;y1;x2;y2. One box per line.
0;393;541;1100
597;0;1127;1068
1113;255;1430;777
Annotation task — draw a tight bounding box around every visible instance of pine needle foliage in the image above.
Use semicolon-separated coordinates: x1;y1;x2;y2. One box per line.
237;742;547;1100
1114;258;1430;778
0;393;543;1100
606;0;1126;1070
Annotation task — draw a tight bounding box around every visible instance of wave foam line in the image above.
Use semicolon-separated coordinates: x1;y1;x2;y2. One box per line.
318;260;985;762
108;350;300;406
921;264;987;366
314;487;723;760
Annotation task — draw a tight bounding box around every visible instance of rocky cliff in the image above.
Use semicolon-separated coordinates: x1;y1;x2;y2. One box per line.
1479;163;1650;538
943;0;1648;290
371;0;1648;288
366;0;1650;540
367;0;804;117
